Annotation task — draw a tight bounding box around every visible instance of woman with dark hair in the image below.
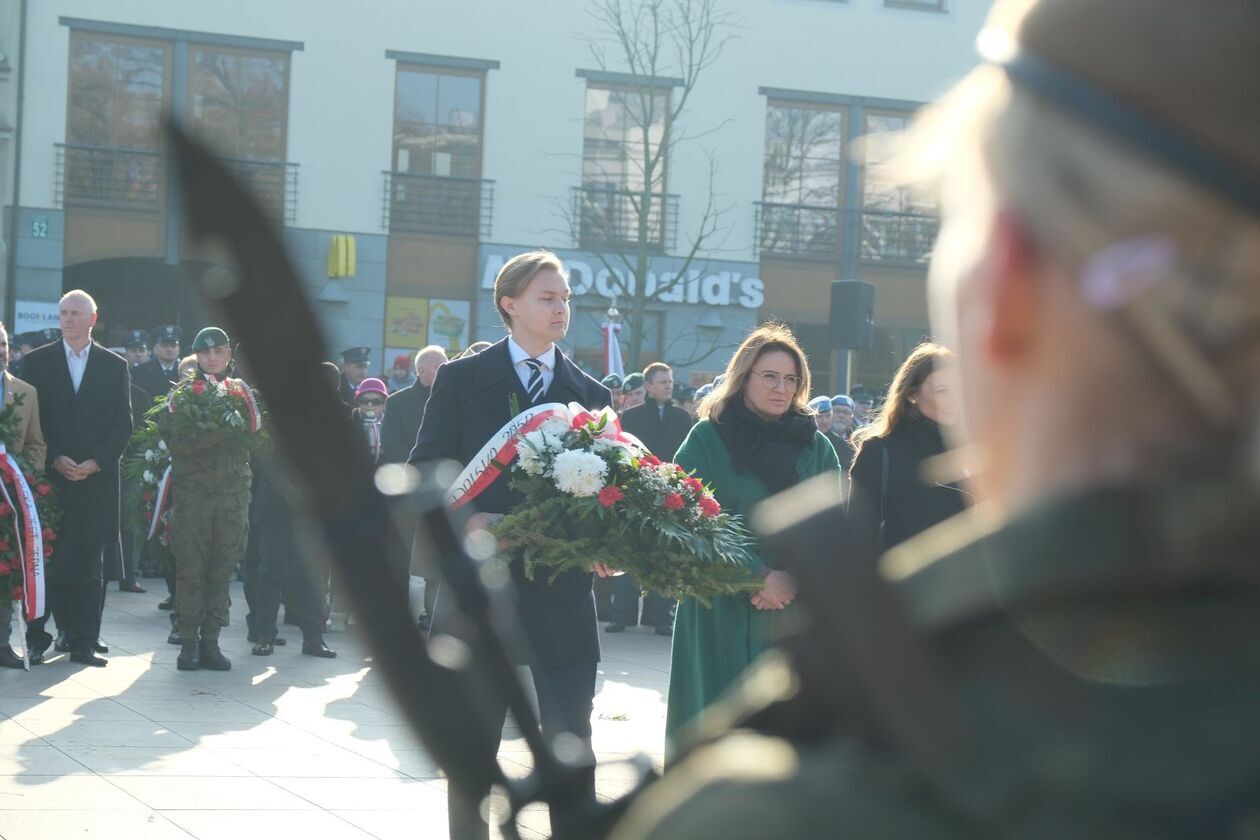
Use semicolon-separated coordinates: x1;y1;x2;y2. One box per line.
848;342;966;553
665;323;840;745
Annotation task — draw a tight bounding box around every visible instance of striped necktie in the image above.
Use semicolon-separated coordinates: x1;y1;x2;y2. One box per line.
524;358;545;403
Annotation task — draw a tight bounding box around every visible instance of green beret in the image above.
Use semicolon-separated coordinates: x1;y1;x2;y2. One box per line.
191;327;230;352
622;372;645;392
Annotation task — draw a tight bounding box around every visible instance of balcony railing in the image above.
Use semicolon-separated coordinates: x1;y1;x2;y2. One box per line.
218;156;299;224
55;143;163;211
754;202;839;260
55;143;298;223
860;208;938;264
755;202;939;264
572;186;678;253
382;172;494;238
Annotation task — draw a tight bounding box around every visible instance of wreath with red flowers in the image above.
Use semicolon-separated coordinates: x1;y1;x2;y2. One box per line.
0;394;60;604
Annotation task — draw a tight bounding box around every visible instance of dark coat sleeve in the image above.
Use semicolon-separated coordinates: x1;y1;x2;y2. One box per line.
847;437;885;543
90;358;134;468
409;363;460;464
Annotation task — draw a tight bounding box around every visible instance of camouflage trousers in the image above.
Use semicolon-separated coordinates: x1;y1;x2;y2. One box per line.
173;483;251;641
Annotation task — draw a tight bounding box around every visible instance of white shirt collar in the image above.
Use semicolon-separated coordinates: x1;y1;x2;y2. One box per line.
63;339;90;359
507;337;556;370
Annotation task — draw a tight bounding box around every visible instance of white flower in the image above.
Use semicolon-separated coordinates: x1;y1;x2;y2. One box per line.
158;440;167;452
552;450;609;497
142;470;155;484
540;416;571;437
144;449;157;462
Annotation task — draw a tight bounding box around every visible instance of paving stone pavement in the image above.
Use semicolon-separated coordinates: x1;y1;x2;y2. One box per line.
0;579;671;839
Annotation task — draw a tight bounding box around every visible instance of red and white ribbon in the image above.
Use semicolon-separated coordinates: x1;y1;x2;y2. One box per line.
0;444;44;623
148;464;173;541
239;385;263;434
446;402;645;509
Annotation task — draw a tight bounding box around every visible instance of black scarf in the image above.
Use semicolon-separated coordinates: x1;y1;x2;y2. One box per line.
713;398;818;493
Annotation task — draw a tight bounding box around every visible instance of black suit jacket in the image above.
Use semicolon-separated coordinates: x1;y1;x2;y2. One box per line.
620;400;694;462
411;337;612;666
22;341;133;583
380;381;431;465
131;358;179;405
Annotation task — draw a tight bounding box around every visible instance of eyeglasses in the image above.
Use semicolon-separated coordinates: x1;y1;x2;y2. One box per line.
752;370;803;392
359;397;385;407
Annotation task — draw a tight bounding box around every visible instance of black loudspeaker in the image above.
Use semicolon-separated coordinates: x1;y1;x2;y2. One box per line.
829;280;875;350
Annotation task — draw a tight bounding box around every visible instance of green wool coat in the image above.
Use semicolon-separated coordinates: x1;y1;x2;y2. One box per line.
666;418;840;742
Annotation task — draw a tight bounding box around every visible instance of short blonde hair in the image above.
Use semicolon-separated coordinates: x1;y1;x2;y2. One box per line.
493;250;569;328
698;323;813;422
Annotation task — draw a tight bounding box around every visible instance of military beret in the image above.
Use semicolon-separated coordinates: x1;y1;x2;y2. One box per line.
601;374;623;390
150;325;182;345
831;395;856;410
622;372;645;392
191;327;231;352
850;386;875;401
124;330;149;349
808;396;833;413
341;347;371;364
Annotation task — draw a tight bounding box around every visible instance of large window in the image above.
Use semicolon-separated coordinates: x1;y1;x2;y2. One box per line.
860;111;937;264
577;85;672;250
190;47;288;162
758;104;844;258
65;34;168;206
393;67;483;178
387;66;489;237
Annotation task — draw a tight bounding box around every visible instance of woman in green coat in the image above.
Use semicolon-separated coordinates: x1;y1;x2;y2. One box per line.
666;324;840;745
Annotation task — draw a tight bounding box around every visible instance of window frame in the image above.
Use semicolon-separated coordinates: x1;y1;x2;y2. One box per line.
187;42;291;164
391;62;488;181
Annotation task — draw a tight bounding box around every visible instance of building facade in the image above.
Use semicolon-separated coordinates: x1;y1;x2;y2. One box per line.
6;0;986;390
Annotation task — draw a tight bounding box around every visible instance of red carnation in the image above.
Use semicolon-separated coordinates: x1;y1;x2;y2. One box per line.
699;494;721;518
0;561;12;575
43;546;53;558
598;485;624;508
664;493;685;511
639;454;662;468
42;528;55;542
35;483;52;497
0;540;10;553
143;492;155;503
684;477;705;495
675;465;686;473
0;504;10;517
10;586;21;601
191;380;207;395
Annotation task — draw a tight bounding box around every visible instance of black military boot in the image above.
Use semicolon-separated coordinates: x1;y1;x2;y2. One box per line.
177;632;201;671
167;612;181;645
199;637;231;671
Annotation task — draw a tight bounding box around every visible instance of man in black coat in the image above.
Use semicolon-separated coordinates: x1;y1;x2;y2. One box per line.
411;251;612;840
612;362;694;635
23;291;133;666
380;346;447;465
338;346;371;405
381;345;447;624
131;325;182;401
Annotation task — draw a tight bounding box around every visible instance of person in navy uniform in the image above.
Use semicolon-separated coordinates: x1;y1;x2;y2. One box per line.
410;250;613;840
132;325;182;401
338;347;371;405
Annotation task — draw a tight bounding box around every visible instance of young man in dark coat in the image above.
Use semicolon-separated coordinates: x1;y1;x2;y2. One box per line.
612;362;694;635
22;291;133;666
410;250;612;839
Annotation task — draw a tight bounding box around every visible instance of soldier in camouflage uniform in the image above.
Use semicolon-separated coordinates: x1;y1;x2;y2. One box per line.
613;1;1260;837
158;327;256;672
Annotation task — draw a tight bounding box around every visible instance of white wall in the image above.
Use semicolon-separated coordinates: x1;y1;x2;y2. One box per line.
19;0;989;250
